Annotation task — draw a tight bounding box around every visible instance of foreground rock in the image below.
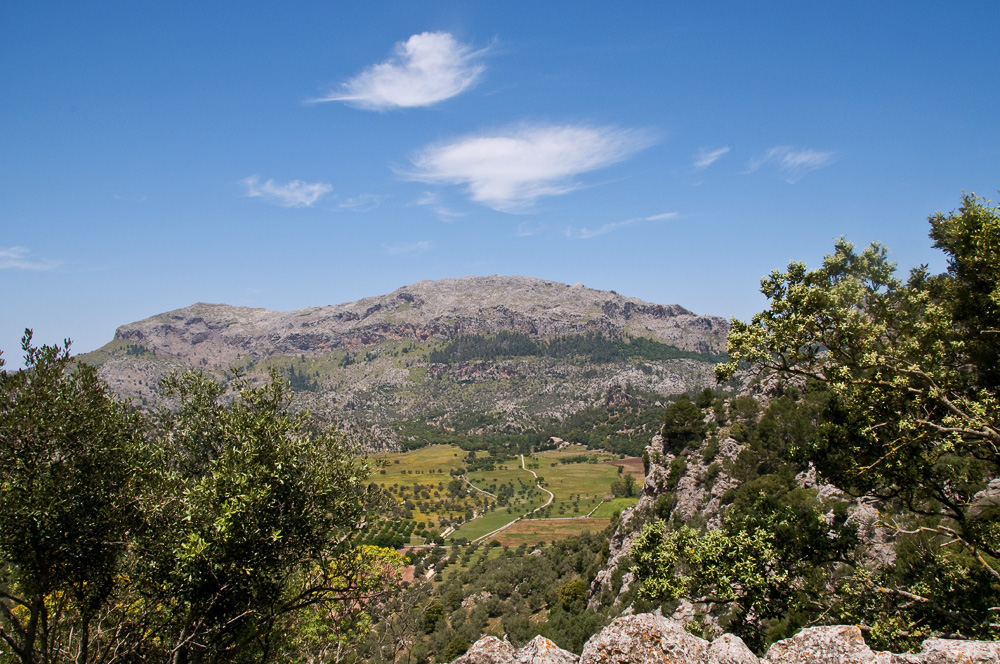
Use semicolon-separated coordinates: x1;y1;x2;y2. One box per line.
451;613;1000;664
451;635;579;664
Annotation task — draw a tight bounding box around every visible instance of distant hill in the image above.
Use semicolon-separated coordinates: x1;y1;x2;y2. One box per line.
79;276;729;451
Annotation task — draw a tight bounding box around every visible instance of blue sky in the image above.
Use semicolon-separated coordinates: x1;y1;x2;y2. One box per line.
2;2;999;366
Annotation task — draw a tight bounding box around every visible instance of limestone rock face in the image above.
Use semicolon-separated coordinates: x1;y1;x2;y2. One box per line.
518;635;581;664
578;613;709;663
762;626;893;664
449;636;518;664
914;638;1000;664
450;634;579;664
81;276;727;451
450;615;1000;664
708;633;761;664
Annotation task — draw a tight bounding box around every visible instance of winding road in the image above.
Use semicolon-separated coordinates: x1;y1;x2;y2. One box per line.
521;454;555;512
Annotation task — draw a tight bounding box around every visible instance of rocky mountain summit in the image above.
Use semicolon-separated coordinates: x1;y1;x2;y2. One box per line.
80;276;728;450
451;613;1000;664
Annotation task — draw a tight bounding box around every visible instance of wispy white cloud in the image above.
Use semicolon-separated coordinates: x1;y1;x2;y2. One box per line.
566;212;676;239
693;146;731;170
515;221;544;237
414;192;438;207
407;124;656;212
747;146;835;183
384;240;432;255
0;246;61;271
412;191;465;220
243;175;333;207
315;32;486;110
338;194;382;212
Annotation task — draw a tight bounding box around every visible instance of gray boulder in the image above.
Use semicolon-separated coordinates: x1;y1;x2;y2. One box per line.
451;615;1000;664
450;636;518;664
708;633;761;664
912;637;1000;664
518;635;580;663
579;613;709;663
763;625;893;663
450;634;579;664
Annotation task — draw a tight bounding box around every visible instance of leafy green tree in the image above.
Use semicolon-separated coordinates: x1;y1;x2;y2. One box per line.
286;546;405;664
555;577;587;610
716;193;1000;643
660;395;706;455
141;370;388;664
1;338;396;664
0;332;145;664
610;473;635;497
421;599;444;634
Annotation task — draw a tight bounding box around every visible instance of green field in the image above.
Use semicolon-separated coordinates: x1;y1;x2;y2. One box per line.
447;507;523;542
525;447;625;518
590;497;639;518
373;444;641;545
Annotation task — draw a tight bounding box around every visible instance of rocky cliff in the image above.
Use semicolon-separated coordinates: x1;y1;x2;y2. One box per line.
452;613;1000;664
79;276;728;450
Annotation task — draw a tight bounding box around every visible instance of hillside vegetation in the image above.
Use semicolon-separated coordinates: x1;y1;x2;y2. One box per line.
618;193;1000;654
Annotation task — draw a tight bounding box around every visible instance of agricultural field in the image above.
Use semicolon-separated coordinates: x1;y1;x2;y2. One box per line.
490;518;613;547
370;444;490;545
590;497;639;518
525;446;629;518
605;456;646;481
371;443;643;547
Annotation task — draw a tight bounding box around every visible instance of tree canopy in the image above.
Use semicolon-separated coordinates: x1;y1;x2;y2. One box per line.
712;192;1000;643
0;335;396;664
0;333;145;664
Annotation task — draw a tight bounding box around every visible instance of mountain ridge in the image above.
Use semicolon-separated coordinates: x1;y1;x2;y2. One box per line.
81;276;729;451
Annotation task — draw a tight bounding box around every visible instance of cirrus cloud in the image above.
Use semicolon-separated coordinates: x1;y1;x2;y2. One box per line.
747;146;835;183
566;211;677;240
406;124;656;212
384;240;432;255
315;32;486;110
243;176;333;208
693;146;731;170
337;194;382;212
0;246;61;271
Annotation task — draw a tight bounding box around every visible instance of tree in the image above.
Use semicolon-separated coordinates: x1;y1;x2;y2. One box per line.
610;472;635;497
632;398;858;653
0;332;145;664
659;395;707;455
716;193;1000;641
141;370;389;664
1;336;397;664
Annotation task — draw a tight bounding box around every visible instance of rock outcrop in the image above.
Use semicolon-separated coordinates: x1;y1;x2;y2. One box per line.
451;613;1000;664
451;635;579;664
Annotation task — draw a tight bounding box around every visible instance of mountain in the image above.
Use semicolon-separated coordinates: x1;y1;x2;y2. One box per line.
80;276;729;451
